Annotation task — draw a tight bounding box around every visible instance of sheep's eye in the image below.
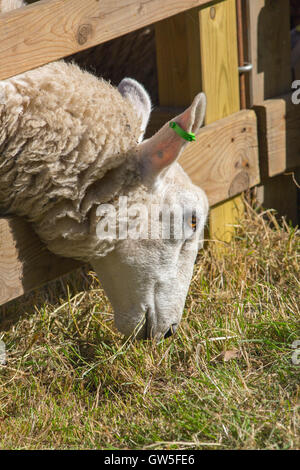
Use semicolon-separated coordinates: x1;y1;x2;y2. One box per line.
187;213;197;232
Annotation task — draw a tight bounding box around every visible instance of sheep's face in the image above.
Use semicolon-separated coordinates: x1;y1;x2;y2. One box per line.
92;81;208;340
92;164;208;340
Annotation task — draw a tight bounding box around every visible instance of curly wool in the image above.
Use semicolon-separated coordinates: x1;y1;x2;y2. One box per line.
0;61;145;259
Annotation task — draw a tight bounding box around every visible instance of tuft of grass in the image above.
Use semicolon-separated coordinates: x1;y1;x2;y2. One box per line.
0;202;299;450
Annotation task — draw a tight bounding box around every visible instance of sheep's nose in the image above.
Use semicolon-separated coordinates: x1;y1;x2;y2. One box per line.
164;323;178;339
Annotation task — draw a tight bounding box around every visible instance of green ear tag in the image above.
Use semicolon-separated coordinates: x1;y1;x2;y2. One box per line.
169;122;196;142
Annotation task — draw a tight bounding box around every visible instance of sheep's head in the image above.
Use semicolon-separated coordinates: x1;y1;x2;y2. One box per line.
92;80;208;340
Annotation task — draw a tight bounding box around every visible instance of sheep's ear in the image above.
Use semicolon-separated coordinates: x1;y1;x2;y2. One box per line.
118;78;152;143
138;93;206;183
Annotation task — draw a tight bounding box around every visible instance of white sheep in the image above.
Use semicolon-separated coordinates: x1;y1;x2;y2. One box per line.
0;0;208;339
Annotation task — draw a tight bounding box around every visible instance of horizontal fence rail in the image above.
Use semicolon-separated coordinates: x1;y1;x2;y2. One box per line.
147;109;260;206
0;0;211;80
253;92;300;177
0;218;82;306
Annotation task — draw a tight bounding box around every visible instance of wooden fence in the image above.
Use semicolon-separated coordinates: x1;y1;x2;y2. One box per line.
0;0;299;306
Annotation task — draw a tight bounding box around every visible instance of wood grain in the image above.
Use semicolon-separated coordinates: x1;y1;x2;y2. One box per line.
246;0;298;226
246;0;292;106
147;107;260;206
179;110;260;206
196;0;244;242
155;13;193;107
0;217;82;306
254;93;300;177
197;0;240;124
156;0;246;242
0;0;212;80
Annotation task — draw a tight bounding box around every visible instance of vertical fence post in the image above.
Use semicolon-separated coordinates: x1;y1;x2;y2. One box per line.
247;0;298;225
196;0;243;243
155;0;244;244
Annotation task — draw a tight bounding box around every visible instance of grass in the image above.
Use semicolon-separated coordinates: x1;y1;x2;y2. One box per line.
0;202;299;450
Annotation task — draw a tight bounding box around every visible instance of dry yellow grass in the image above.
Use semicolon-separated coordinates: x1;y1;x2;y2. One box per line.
0;201;299;449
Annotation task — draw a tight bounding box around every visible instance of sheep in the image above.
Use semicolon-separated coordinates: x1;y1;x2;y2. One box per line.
0;0;209;340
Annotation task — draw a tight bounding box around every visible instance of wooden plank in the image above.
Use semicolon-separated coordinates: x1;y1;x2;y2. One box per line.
254;93;300;177
196;0;244;242
0;217;82;306
155;13;193;107
155;0;243;240
246;0;292;106
255;175;299;225
156;2;240;117
147;108;260;206
180;110;259;206
155;1;245;243
196;1;240;123
246;1;298;225
0;0;213;81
